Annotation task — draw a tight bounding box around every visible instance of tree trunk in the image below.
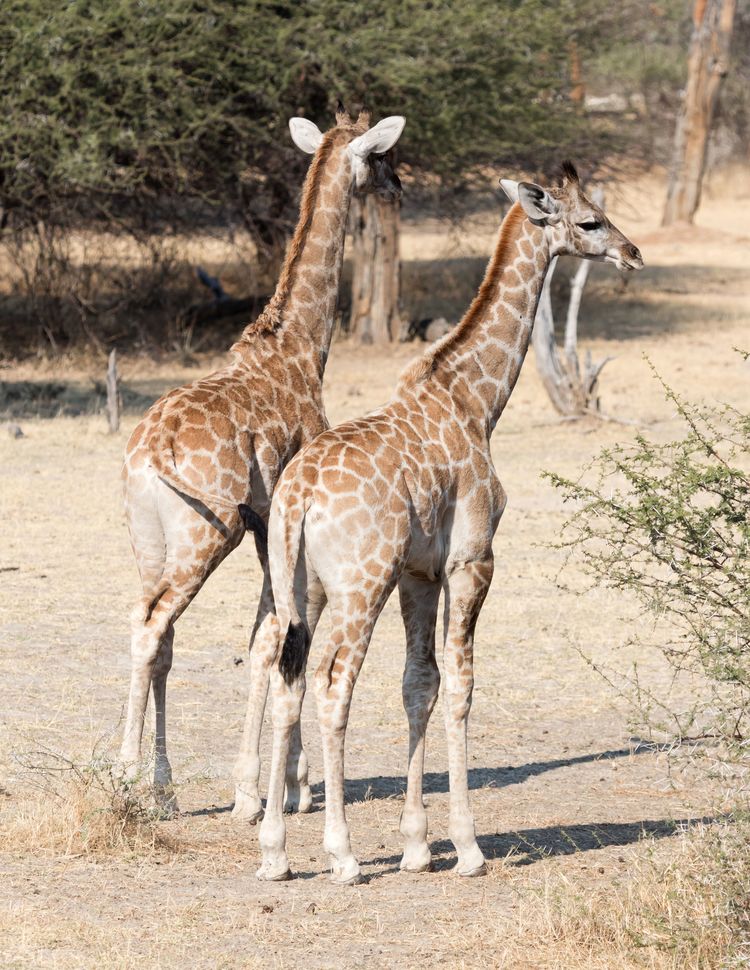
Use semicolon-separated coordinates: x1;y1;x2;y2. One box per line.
349;195;402;344
106;348;120;433
569;39;585;105
662;0;736;226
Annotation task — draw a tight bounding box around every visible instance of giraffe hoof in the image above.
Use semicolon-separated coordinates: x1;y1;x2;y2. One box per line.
283;786;313;815
399;846;433;872
330;870;365;886
153;798;179;821
232;789;264;823
400;859;434;874
256;865;294;882
456;862;487;878
232;804;264;824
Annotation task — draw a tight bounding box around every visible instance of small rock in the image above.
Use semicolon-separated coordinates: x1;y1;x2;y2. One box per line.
233;656;244;666
6;423;24;439
306;902;317;915
261;903;274;914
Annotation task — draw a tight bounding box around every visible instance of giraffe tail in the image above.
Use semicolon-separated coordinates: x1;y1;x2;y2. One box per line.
238;503;268;552
274;488;313;686
279;622;309;687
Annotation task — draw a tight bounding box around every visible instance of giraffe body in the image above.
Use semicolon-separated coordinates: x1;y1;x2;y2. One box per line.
118;108;405;818
256;164;643;882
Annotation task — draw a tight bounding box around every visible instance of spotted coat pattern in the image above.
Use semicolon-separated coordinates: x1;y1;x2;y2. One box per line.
255;170;644;883
118;112;375;818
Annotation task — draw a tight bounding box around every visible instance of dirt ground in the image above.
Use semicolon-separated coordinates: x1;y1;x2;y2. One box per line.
1;170;748;968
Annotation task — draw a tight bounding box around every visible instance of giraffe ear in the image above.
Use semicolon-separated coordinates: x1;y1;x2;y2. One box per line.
350;116;405;157
499;179;520;203
517;182;562;224
289;118;324;154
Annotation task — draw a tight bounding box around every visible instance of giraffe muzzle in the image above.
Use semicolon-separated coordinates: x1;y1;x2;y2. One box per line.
616;243;644;272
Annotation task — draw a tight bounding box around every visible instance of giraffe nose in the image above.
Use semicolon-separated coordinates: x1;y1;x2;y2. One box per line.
625;244;642;263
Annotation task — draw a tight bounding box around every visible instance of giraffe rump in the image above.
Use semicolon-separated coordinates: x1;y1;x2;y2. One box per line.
279;622;310;686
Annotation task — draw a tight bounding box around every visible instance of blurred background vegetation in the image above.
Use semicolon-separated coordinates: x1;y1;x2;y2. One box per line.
0;0;748;356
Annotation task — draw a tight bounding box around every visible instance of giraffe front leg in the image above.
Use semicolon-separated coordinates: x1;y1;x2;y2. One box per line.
442;558;493;877
398;574;441;873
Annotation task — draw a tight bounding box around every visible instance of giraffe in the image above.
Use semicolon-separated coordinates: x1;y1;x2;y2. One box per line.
252;161;643;883
118;105;406;819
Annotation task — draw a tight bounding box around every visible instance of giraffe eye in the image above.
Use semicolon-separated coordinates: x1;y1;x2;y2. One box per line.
577;220;602;231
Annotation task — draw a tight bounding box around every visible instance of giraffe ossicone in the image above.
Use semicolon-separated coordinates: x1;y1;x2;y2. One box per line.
256;160;643;883
116;104;405;821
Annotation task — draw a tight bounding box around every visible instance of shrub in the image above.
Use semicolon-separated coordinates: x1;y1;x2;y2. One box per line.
546;360;750;754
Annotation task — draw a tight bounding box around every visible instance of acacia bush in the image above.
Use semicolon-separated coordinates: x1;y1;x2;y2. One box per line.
0;0;623;356
1;0;746;356
547;362;750;752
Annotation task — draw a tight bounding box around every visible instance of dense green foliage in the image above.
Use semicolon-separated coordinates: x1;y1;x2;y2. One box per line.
1;0;747;354
0;0;685;237
548;364;750;748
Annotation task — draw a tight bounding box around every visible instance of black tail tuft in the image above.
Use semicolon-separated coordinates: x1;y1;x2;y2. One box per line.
238;503;268;552
279;622;310;687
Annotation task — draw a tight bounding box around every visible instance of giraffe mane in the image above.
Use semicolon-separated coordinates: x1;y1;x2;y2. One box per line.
400;202;527;385
239;111;370;341
240;129;340;338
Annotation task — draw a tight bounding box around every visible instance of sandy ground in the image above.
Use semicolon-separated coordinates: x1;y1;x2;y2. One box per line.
0;171;748;968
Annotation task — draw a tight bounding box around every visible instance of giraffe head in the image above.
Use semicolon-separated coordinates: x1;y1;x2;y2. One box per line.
500;162;643;272
288;106;404;202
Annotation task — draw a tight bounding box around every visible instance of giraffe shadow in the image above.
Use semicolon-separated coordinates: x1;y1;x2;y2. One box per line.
194;746;652;821
306;745;653;808
364;815;718;878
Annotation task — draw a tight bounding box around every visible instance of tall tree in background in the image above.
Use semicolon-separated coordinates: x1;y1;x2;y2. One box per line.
349;194;402;344
663;0;737;225
1;0;701;355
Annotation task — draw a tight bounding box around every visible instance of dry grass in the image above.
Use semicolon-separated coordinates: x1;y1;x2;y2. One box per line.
5;800;745;969
503;815;750;970
3;743;176;859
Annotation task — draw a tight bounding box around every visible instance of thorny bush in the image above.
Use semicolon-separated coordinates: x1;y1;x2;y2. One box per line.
547;359;750;755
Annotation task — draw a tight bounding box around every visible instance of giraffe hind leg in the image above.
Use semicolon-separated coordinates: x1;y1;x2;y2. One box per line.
442;559;494;877
151;623;178;817
232;553;276;823
312;585;395;885
257;575;326;880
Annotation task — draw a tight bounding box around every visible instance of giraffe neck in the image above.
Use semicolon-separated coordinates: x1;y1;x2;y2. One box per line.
414;203;550;434
232;137;354;371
